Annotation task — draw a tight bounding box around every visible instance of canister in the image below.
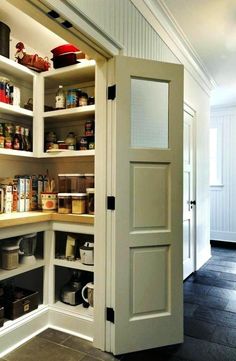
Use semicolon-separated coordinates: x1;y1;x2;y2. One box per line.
1;245;19;270
72;193;87;214
58;193;72;214
58;174;85;193
86;188;95;214
84;174;94;189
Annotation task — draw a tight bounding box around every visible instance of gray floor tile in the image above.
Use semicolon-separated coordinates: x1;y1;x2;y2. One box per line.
4;337;85;361
37;328;71;344
211;325;236;347
63;336;118;360
174;335;236;361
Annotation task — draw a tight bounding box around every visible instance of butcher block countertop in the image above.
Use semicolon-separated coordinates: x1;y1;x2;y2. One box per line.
0;211;94;228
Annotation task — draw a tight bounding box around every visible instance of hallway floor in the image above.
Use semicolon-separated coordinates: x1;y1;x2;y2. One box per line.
1;242;236;361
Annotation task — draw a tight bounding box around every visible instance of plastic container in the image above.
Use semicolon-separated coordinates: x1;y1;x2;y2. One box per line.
1;245;19;270
72;193;87;214
58;193;72;214
86;188;95;215
58;174;85;193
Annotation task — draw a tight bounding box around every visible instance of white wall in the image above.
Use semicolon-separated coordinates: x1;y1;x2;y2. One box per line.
210;106;236;243
67;0;211;268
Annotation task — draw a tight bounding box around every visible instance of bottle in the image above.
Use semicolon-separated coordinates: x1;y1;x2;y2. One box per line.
0;123;5;148
24;128;32;151
20;126;26;150
55;85;66;109
12;125;22;150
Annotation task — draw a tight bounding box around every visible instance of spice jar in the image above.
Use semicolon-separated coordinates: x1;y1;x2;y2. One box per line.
65;132;76;150
1;245;19;270
78;91;88;106
72;193;87;214
86;188;95;214
58;193;72;214
85;120;94;136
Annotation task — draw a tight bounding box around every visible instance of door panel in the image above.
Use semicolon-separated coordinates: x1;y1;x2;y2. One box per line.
183;111;195;279
108;56;183;354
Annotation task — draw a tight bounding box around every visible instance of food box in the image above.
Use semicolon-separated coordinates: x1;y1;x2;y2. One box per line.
4;287;38;320
0;305;4;327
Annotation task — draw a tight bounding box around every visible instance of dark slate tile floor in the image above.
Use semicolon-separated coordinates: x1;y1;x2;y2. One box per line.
2;241;236;361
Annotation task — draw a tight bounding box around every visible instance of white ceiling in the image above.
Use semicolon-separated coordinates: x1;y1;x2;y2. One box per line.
159;0;236;106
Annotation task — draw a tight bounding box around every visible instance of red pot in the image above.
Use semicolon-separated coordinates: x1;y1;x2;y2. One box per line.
51;44;79;57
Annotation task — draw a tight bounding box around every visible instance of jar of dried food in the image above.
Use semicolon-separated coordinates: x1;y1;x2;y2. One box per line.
58;193;72;214
72;193;87;214
1;245;19;270
65;132;76;150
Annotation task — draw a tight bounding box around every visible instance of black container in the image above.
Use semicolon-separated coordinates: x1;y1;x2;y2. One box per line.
0;22;10;58
52;53;78;69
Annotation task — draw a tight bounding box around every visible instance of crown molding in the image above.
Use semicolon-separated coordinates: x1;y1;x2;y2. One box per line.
131;0;216;95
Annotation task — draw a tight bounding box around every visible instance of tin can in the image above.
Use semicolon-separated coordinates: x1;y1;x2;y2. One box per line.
66;88;78;108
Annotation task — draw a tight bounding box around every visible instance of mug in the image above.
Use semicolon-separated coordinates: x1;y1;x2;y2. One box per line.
82;282;94;307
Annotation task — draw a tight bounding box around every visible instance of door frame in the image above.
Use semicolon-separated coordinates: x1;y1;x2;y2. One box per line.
184;102;197;278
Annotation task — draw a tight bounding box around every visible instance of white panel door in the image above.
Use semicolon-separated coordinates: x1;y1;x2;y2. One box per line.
107;56;184;355
183;110;196;279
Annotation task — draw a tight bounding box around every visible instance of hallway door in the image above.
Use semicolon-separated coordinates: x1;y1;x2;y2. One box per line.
107;55;184;355
183;109;196;279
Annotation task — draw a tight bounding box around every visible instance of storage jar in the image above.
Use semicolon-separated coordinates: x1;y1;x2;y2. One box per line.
1;245;19;270
58;193;72;214
86;188;95;214
72;193;87;214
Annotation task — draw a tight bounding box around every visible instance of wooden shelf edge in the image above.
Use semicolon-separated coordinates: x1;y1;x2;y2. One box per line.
0;211;94;228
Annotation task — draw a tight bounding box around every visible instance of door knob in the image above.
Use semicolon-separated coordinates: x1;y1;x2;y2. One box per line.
190;200;196;209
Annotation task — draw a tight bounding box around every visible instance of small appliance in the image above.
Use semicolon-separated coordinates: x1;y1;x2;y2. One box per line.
79;241;94;265
17;233;37;265
60;270;84;306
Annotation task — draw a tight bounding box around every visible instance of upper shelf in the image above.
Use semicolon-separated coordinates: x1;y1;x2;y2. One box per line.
0;55;35;85
0;102;33;118
43;60;96;89
44;104;95;121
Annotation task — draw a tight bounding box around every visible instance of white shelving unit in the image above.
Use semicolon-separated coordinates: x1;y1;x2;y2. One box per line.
0;55;97;355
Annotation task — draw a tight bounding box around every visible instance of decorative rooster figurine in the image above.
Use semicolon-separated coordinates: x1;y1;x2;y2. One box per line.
15;42;50;72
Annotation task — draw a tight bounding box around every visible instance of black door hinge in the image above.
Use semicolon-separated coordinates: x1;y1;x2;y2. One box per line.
108;85;116;100
106;307;115;323
107;196;115;210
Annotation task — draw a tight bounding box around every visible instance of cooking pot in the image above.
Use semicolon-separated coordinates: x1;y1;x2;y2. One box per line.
51;53;78;69
0;22;10;58
79;241;94;265
51;44;79;57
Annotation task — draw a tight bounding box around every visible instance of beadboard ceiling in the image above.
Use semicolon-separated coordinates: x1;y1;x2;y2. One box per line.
157;0;236;106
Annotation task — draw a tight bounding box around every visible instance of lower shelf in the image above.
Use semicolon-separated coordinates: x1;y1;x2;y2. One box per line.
0;259;45;281
51;301;94;320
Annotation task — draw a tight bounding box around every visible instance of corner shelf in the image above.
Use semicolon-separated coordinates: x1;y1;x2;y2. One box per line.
0;259;45;281
54;258;94;272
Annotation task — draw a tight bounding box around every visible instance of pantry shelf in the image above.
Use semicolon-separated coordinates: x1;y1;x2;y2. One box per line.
0;55;35;85
0;102;33;118
43;104;95;121
54;258;94;272
51;300;94;320
42;149;95;158
0;259;45;282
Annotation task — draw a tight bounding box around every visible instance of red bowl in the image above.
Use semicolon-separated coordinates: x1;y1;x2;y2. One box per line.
51;44;79;57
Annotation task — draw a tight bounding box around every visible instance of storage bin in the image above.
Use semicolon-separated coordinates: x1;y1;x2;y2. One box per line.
4;287;38;320
58;174;85;193
58;193;72;214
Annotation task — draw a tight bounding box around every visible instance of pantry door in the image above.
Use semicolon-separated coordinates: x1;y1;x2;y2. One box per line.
107;56;184;355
